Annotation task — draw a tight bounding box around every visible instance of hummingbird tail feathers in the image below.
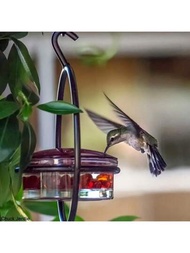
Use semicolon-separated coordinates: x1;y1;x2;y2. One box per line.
147;145;167;176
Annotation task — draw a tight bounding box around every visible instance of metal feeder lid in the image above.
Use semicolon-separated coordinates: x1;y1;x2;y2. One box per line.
25;148;120;174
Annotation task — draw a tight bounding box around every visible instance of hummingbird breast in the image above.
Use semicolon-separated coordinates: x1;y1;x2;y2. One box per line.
122;131;145;152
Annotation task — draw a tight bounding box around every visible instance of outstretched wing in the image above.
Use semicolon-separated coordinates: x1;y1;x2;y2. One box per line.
85;109;123;134
104;93;141;130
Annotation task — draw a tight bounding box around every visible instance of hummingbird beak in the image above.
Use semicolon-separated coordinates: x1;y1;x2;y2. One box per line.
104;144;110;154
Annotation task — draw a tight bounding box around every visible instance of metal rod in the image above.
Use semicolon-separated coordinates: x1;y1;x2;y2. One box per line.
52;32;81;221
57;200;66;221
55;69;67;148
52;32;78;67
65;65;81;221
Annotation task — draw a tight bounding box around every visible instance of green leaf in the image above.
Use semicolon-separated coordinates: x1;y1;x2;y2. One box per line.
78;44;117;66
20;121;36;171
0;32;28;39
0;39;9;52
22;85;40;106
0;115;21;163
79;48;107;66
51;216;60;221
23;200;84;221
20;104;32;121
0;163;11;207
0;51;9;94
8;44;29;97
11;38;40;94
37;101;83;115
52;214;84;221
63;203;84;221
0;200;15;217
110;215;139;221
1;200;30;221
8;32;28;39
0;100;19;119
23;201;59;216
9;147;22;197
15;185;23;202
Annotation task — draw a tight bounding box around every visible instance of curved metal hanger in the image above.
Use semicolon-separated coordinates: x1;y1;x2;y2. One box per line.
51;32;81;221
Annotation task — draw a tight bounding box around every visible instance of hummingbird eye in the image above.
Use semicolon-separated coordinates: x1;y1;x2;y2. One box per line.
110;136;115;142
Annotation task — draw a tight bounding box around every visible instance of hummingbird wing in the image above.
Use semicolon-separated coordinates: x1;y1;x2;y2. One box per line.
104;93;158;143
85;109;123;134
104;93;141;130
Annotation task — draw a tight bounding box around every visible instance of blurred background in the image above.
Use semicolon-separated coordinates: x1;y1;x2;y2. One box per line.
23;32;190;221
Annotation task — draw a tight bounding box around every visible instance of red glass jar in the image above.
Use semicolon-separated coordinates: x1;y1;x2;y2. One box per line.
22;148;120;201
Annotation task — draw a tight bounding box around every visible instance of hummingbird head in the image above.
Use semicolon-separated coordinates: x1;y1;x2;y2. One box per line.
104;129;122;154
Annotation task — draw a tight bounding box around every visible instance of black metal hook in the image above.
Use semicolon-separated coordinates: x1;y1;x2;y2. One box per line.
52;32;81;222
52;32;78;67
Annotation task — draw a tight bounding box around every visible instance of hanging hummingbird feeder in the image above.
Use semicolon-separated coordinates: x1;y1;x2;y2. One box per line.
23;148;120;200
22;32;120;221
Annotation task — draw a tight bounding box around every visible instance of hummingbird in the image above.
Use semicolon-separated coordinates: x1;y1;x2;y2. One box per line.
85;93;167;176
